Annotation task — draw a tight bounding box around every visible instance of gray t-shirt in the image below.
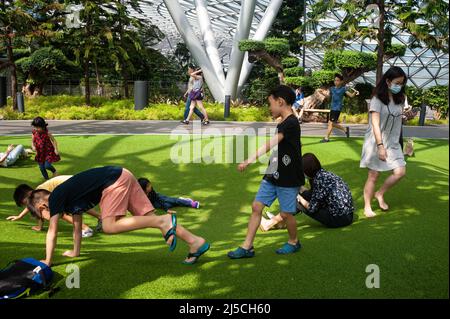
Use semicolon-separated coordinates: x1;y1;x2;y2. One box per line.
192;76;203;90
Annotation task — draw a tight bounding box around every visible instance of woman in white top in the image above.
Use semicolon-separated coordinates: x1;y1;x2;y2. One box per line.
360;66;408;218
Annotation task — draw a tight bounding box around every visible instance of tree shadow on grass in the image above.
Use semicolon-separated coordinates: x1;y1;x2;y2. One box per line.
0;136;447;299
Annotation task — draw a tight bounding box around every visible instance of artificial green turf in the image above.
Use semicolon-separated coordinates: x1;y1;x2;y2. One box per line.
0;135;448;299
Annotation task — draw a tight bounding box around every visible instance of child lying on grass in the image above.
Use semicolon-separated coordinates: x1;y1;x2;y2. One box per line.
138;177;200;214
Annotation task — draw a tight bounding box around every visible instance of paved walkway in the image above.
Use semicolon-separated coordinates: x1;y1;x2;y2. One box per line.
0;120;448;139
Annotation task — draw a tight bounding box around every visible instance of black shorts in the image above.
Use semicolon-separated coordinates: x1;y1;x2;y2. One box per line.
330;110;341;122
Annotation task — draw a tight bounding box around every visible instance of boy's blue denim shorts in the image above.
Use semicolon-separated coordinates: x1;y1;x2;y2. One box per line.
255;179;300;214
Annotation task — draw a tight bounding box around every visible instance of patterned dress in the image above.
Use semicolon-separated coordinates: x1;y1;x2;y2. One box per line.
32;129;60;164
309;169;354;217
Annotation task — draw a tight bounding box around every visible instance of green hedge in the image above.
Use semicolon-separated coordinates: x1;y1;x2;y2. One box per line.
285;70;336;89
282;57;299;68
284;76;308;87
311;70;336;87
263;38;290;56
264;66;278;77
238;40;266;52
0;95;272;122
284;66;305;77
385;44;407;57
239;38;290;56
2;94;445;124
406;85;449;119
323;50;377;71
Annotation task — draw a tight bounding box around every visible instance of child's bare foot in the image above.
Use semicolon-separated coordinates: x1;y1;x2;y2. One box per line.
374;192;389;210
63;250;80;258
52;171;59;178
31;226;43;231
364;208;377;218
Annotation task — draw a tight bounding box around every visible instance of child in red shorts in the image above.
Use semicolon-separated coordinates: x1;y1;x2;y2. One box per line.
27;166;210;266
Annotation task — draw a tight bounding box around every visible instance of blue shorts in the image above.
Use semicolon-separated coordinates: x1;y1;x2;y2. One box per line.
255;179;300;214
293;102;302;110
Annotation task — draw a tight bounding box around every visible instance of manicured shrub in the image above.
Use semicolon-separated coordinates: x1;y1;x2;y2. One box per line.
282;57;299;68
284;66;305;77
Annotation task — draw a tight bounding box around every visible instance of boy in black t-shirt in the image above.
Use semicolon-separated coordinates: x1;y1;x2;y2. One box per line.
228;85;305;259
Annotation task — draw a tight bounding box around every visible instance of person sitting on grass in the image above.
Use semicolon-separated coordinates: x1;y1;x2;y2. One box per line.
320;74;359;143
260;153;354;231
227;85;305;259
7;176;103;237
27;166;210;266
0;144;32;168
138;178;200;214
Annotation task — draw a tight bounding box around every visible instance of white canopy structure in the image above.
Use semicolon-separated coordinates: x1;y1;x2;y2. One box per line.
135;0;284;102
134;1;448;101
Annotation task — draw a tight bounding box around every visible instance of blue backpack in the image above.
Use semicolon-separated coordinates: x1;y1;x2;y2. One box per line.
0;258;54;299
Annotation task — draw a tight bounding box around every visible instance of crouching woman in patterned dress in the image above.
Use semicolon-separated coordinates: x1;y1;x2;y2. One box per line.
297;153;354;228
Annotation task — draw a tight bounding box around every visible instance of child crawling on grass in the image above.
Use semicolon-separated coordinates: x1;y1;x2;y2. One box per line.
27;166;210;266
7;176;102;237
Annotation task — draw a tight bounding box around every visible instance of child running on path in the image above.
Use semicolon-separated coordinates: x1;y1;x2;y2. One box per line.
227;85;305;259
320;74;359;142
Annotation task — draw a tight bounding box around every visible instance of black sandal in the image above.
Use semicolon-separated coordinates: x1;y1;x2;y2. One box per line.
180;120;189;125
202;120;210;125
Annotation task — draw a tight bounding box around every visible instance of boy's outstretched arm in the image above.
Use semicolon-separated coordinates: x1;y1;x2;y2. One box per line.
42;214;60;266
6;207;30;221
238;133;284;172
346;89;359;98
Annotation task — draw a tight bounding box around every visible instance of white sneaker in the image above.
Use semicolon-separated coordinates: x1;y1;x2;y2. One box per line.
82;228;94;238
